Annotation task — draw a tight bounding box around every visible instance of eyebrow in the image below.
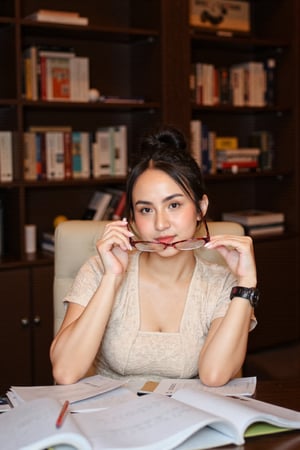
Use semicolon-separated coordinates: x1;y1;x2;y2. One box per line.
134;193;184;207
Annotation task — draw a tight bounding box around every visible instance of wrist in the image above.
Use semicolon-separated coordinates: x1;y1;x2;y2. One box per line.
237;278;257;288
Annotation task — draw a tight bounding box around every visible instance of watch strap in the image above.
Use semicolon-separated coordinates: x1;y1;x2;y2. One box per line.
230;286;259;307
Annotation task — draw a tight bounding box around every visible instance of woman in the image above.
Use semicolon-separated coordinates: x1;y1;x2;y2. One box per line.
50;126;257;386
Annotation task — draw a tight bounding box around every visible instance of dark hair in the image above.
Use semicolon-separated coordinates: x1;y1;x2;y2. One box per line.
125;126;207;221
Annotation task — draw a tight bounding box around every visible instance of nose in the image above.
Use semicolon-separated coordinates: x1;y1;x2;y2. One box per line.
155;210;170;231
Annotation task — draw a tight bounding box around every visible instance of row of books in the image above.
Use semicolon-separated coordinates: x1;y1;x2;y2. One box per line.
222;209;285;237
24;126;128;181
190;120;274;174
190;59;275;107
23;46;90;102
41;189;126;253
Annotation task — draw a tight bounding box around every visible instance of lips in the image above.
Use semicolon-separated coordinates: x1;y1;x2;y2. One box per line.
155;236;176;244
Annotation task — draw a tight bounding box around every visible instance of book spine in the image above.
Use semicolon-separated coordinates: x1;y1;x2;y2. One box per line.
23;132;37;180
63;132;72;179
112;191;126;220
0;131;13;182
190;120;202;167
112;125;127;176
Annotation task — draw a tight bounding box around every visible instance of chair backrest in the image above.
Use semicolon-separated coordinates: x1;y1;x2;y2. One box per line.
53;220;244;335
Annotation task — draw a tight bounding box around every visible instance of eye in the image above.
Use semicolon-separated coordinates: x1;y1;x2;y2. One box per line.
169;202;181;210
140;207;153;214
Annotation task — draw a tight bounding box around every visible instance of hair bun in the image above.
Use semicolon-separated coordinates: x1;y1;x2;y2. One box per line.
140;126;187;153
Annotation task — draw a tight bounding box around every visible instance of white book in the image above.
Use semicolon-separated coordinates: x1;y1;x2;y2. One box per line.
202;63;214;106
92;128;114;177
0;131;13;182
45;132;65;180
1;386;300;450
70;57;90;102
111;125;127;176
23;131;37;180
190;119;202;167
222;209;285;226
230;65;245;106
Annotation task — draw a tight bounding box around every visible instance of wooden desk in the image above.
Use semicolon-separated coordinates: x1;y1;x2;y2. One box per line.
219;378;300;450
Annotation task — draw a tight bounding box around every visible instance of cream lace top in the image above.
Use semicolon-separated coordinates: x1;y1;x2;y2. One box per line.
64;251;256;380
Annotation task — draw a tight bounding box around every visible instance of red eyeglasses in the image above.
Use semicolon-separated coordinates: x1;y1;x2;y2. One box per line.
129;217;210;252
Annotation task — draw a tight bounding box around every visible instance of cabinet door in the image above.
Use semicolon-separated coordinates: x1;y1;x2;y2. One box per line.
0;269;31;392
248;236;300;352
31;265;54;385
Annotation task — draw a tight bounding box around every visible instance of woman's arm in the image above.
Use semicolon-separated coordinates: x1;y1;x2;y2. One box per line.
198;234;257;386
50;220;134;384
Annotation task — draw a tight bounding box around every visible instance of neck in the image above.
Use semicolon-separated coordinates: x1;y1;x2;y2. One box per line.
140;250;196;283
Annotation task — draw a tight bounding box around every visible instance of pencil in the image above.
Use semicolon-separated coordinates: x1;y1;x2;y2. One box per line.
55;400;70;428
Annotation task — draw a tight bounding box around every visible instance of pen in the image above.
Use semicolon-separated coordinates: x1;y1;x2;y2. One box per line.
55;400;69;428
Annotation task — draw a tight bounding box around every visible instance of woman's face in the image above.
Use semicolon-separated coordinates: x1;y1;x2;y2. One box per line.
131;168;201;252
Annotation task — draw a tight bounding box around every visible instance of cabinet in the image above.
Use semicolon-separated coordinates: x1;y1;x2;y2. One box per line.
0;0;299;386
0;263;53;392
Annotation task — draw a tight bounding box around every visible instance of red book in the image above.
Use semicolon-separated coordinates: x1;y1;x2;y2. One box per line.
112;191;126;220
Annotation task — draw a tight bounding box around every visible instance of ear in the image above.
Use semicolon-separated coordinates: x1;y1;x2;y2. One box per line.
197;194;209;220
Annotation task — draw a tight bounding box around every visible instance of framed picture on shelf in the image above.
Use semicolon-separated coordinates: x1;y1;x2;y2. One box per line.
190;0;251;35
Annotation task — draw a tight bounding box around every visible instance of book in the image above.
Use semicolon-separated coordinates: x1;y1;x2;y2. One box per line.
112;190;126;220
72;131;91;179
45;131;65;180
82;191;113;221
45;56;72;101
40;231;55;253
244;223;285;237
102;188;126;220
25;10;89;26
190;119;202;167
0;131;13;182
112;125;128;176
70;57;90;102
92;128;114;177
222;209;285;226
2;385;300;450
23;131;37;180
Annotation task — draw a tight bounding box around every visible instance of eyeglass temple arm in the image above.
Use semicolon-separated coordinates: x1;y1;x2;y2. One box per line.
200;211;210;239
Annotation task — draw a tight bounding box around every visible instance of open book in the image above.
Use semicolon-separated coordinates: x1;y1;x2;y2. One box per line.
1;386;300;450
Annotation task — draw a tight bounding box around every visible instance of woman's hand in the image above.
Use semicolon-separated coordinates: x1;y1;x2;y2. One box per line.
204;235;257;287
96;219;134;275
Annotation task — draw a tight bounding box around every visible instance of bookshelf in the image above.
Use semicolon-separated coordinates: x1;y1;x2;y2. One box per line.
0;0;299;389
186;0;300;359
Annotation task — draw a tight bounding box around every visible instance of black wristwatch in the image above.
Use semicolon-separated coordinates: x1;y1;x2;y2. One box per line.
230;286;260;308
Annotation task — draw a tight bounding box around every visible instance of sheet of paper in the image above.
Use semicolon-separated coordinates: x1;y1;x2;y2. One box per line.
139;376;257;397
7;375;126;406
70;386;136;413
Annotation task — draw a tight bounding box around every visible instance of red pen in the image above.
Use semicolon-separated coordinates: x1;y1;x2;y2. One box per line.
56;400;70;428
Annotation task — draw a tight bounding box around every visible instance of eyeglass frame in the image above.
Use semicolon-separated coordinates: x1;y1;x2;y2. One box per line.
129;216;210;251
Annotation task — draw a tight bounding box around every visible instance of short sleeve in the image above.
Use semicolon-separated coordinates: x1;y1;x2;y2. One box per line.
64;255;104;307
